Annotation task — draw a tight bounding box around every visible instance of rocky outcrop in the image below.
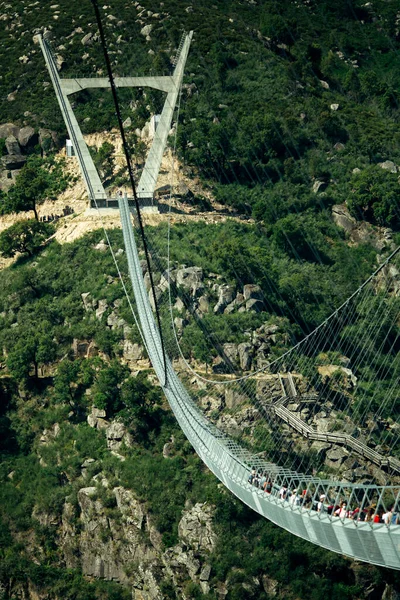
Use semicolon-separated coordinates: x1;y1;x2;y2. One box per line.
5;135;21;155
176;266;203;297
213;284;235;314
57;482;218;598
18;126;38;148
332;203;395;251
87;406;109;429
0;121;59;190
72;338;98;358
74;486;157;584
122;339;144;362
178;503;216;553
106;420;133;454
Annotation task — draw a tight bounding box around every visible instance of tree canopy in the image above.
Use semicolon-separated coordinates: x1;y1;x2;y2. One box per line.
0;220;53;258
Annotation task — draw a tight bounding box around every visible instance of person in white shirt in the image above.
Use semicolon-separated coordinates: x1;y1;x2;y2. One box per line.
317;494;326;512
335;501;348;518
279;486;287;500
382;506;394;525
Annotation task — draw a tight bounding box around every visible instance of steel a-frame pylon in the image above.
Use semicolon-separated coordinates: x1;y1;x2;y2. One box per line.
40;31;193;209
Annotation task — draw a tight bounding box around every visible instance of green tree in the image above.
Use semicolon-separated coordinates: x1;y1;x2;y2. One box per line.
5;157;51;220
6;331;57;381
92;360;129;416
0;220;53;258
119;372;162;437
347;166;400;227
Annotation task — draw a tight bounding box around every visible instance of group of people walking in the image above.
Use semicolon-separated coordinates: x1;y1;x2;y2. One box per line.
248;468;399;525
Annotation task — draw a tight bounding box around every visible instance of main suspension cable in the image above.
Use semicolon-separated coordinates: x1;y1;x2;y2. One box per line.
90;0;168;387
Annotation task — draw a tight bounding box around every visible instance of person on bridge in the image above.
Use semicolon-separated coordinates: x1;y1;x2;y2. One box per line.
317;494;326;512
335;501;348;518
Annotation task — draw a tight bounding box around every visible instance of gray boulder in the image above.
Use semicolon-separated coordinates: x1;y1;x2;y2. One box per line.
222;343;238;364
214;284;235;314
87;406;108;429
95;299;108;320
176;267;203;296
140;24;153;36
5;135;21;155
243;284;262;301
238;342;252;370
106;421;132;452
81;32;93;45
18;126;37;148
1;154;26;170
245;298;263;312
81;292;93;311
198;295;210;314
0;123;19;139
332;204;357;232
122;340;144;362
107;311;126;330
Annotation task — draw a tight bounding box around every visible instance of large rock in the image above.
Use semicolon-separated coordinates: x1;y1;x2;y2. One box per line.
313;416;335;433
122;340;144;362
178;503;216;553
176;267;203;296
94;239;108;252
238;342;252;370
198;295;210;314
149;286;162;312
1;154;26;170
325;447;348;469
95;299;108;320
222;343;238;364
245;298;263;312
81;32;93;45
75;486;156;584
317;364;357;388
243;284;262;301
163;543;201;586
72;338;98;358
107;311;126;330
312;179;327;193
39;128;58;153
5;135;21;155
332;204;357;232
382;585;400;600
140;24;153;36
18;126;38;148
106;420;133;452
81;292;94;311
262;575;279;597
0;122;19;139
114;487;144;530
87;406;108;428
256;377;282;402
213;284;235;314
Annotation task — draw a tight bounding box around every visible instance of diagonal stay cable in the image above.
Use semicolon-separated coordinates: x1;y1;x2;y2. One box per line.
90;0;168;387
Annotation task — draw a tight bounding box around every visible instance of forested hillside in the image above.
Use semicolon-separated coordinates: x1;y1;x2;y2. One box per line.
1;0;400;225
1;0;400;598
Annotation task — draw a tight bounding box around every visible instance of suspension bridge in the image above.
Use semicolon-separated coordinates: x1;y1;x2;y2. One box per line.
40;16;400;570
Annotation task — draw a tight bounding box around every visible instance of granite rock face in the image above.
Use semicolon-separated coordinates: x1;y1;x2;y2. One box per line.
57;481;218;598
178;503;217;553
